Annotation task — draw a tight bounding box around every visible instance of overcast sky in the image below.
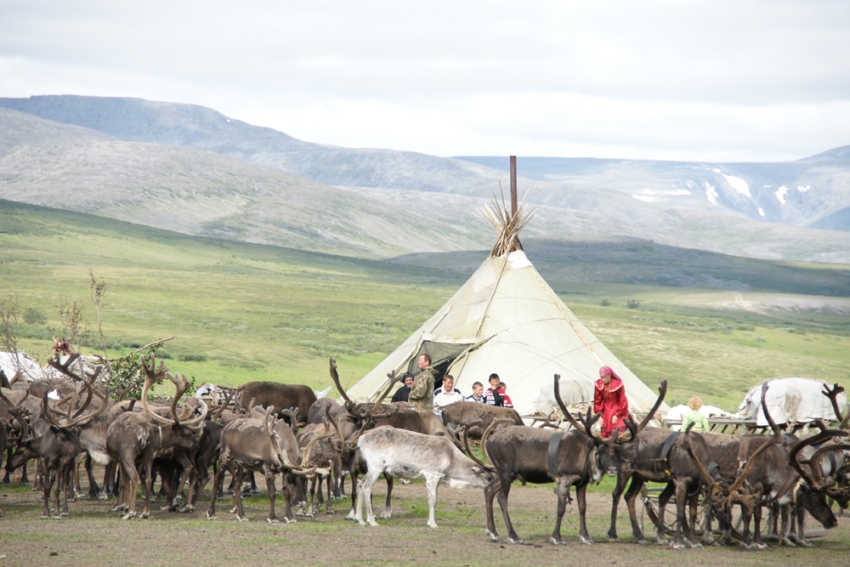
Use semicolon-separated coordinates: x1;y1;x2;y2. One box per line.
2;0;849;162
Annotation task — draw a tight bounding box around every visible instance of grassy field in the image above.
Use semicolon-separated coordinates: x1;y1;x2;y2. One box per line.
1;199;849;412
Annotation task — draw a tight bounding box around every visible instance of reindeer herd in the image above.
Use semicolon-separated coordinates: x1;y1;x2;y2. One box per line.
1;353;849;553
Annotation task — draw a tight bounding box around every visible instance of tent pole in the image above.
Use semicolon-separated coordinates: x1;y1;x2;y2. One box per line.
510;155;517;217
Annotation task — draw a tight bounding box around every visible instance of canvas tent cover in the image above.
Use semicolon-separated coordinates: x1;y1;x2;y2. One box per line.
347;250;668;420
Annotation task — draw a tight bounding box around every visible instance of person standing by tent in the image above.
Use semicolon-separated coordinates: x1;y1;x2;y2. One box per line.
594;365;629;438
391;372;415;403
408;354;437;411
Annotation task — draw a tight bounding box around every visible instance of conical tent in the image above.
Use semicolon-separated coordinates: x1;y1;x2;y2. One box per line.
347;247;669;421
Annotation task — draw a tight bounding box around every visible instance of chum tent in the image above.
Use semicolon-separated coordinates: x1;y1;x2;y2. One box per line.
347;201;669;422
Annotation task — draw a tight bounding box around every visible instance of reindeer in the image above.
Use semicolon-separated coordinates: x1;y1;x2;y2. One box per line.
469;373;619;545
234;381;317;428
355;425;496;528
326;356;408;520
441;401;523;440
206;406;326;523
105;354;207;519
587;380;730;549
685;383;848;548
5;354;108;518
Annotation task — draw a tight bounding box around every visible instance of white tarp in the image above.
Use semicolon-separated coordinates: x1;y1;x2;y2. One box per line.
736;377;846;426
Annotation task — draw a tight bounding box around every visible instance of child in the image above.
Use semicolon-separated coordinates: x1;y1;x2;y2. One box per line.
496;382;513;408
681;396;710;432
466;381;484;402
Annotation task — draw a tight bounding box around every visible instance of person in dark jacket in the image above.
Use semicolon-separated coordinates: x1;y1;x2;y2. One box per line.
482;373;504;406
391;372;415;403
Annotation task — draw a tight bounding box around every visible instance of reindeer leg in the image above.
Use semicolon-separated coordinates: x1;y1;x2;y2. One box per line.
379;474;393;519
60;463;72;516
41;468;55;518
264;467;278;523
624;476;648;544
424;473;441;529
484;476;502;541
233;468;247;521
608;471;631;541
656;482;675;545
549;477;570;545
346;472;358;521
686;483;702;549
779;503;794;546
357;469;381;526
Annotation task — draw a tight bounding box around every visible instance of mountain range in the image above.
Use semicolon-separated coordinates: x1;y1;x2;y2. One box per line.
1;94;849;264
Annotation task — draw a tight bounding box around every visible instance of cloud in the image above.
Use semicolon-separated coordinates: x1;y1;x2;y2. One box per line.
1;0;849;161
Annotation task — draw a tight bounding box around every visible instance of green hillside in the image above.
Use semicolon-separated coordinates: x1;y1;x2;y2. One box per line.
2;199;848;412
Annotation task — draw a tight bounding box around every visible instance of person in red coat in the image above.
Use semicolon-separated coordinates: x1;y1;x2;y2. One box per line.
593;365;629;438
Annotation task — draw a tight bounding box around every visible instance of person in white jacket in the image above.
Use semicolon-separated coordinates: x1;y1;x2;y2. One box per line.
433;374;464;415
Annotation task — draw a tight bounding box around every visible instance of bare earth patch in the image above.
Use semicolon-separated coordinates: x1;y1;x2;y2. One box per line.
1;478;848;567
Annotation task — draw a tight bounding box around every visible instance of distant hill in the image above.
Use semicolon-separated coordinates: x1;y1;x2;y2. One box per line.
0;110;495;257
1;95;850;264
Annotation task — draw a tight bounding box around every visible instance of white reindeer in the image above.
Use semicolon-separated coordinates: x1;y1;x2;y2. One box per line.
355;426;494;528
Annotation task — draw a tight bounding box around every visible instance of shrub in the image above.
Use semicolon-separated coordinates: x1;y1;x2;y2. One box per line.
600;299;610;307
626;299;640;309
23;308;47;325
179;353;207;362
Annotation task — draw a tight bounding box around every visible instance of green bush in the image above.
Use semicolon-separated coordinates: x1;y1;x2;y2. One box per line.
179;353;207;362
23;307;47;325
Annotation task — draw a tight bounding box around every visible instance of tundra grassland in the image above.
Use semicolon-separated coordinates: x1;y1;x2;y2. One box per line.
1;199;849;412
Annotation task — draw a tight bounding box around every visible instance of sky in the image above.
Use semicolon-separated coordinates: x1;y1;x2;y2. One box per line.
1;0;849;162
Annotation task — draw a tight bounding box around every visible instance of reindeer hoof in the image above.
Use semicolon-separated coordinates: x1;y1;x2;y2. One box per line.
236;515;249;522
284;517;296;524
140;512;149;519
180;505;195;513
266;517;279;524
549;537;565;546
578;535;593;545
507;538;523;545
671;542;685;550
780;538;796;547
689;542;703;550
122;512;136;520
206;514;217;521
485;530;501;542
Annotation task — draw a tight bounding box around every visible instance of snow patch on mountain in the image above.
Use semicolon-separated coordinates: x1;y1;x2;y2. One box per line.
722;174;751;197
705;182;718;205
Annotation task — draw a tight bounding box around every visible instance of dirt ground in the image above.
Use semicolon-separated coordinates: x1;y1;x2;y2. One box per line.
1;475;848;567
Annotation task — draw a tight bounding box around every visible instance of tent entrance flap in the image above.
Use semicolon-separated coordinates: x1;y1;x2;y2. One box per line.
366;339;478;402
408;340;477;387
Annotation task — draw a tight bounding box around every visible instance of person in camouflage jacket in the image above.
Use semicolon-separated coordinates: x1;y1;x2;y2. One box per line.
408;353;436;411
